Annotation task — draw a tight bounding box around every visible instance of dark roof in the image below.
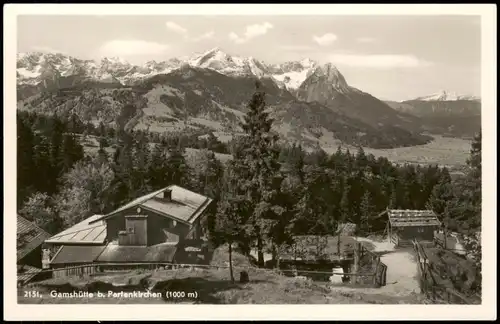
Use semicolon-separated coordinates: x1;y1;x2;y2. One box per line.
50;245;106;265
387;209;441;227
90;185;212;226
336;222;357;235
17;215;52;262
17;264;43;285
45;214;107;245
95;243;178;263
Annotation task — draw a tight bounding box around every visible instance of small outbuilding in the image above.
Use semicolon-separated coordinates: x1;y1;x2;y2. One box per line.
17;215;52;286
382;209;441;247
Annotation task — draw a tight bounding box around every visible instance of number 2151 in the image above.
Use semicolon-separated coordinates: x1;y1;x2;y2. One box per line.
24;290;41;298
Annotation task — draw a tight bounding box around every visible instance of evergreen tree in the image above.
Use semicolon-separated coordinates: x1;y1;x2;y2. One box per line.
388;183;398;209
110;140;135;204
340;179;351;223
306;147;329;167
465;132;482;220
214;166;249;282
166;147;189;186
131;133;152;195
229;81;284;267
148;143;170;190
336;179;351;255
17;117;36;206
60;133;85;175
296;166;337;235
359;190;376;234
48;115;66;192
32;136;53;194
355;146;368;170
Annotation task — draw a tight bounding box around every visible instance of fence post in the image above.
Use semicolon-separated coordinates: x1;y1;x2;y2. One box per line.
373;256;381;287
353;242;360;284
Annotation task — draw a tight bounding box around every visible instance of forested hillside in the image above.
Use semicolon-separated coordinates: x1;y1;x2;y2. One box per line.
17;84;482;268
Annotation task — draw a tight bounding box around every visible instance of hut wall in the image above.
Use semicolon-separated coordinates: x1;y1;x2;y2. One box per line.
398;226;435;242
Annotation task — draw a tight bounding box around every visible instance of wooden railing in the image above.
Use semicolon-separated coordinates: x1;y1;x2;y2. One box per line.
44;261;374;277
412;239;480;304
353;243;388;287
37;256;386;287
433;236;468;255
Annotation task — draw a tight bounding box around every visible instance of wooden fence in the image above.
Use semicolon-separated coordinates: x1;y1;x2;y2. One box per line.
350;242;387;287
433;236;468;256
412;239;480;304
37;254;387;288
47;262;369;278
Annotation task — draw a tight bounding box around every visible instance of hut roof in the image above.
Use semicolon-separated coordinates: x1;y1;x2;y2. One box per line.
45;214;107;245
90;185;212;226
386;209;441;228
17;215;52;262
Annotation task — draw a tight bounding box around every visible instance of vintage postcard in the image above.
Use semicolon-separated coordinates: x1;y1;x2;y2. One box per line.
4;3;497;321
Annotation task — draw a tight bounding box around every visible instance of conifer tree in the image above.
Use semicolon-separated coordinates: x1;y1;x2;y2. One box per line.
17;117;36;206
214;165;248;282
359;190;376;234
148;143;170;190
355;146;368;170
166;147;189;186
132;133;152;195
229;81;284;267
33;136;53;194
60;133;85;175
338;179;351;255
465;131;482;220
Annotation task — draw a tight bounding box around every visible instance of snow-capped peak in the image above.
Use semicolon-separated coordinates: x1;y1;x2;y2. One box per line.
307;63;350;92
101;56;130;65
300;58;316;69
412;90;480;102
189;47;233;66
14;48;350;92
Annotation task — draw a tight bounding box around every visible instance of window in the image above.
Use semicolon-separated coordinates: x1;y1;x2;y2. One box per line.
127;227;135;234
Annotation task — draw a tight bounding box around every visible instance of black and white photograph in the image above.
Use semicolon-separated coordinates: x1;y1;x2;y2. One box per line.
4;3;496;321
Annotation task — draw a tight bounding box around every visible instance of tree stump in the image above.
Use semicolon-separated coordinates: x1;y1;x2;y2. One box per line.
240;271;249;283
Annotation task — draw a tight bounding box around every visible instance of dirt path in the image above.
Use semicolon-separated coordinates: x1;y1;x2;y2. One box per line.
377;250;421;295
331;238;421;297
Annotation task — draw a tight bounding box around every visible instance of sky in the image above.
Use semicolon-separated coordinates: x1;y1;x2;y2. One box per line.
17;15;481;101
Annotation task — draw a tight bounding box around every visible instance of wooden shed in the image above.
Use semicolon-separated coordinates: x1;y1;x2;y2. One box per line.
17;215;52;286
382;209;441;247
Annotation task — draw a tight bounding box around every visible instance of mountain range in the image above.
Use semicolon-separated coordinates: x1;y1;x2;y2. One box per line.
16;48;481;149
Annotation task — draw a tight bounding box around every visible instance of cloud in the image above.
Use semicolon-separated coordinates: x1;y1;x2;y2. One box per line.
99;40;170;57
357;37;377;43
229;22;274;44
191;31;215;42
328;54;433;69
313;33;338;46
165;21;188;35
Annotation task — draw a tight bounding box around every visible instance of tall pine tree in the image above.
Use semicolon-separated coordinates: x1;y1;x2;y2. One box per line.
229;81;284;267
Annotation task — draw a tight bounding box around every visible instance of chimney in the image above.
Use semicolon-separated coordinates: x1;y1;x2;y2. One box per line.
164;188;172;202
